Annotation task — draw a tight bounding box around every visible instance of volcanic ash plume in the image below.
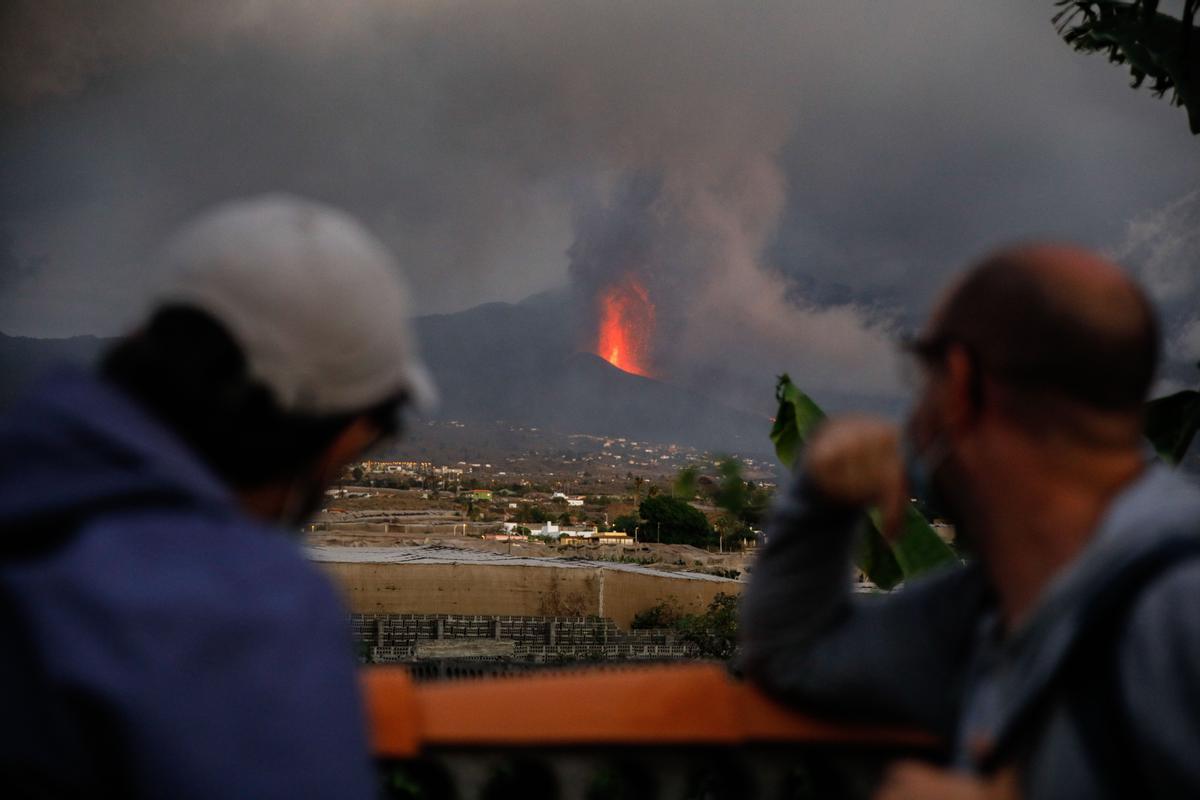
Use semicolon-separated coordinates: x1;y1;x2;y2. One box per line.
3;0;900;412
569;164;898;412
540;3;901;411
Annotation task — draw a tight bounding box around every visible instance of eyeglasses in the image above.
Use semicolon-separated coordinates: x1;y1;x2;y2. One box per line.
898;334;987;408
901;334;954;362
897;334;952;391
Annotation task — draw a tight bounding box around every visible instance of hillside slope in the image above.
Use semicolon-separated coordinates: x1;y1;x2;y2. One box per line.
1;292;772;457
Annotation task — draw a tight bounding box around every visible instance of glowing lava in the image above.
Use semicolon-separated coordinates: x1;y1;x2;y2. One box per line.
596;276;655;377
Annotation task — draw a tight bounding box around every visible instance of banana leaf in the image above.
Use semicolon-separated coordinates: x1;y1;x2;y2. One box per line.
1145;389;1200;464
1055;1;1200;134
770;375;957;589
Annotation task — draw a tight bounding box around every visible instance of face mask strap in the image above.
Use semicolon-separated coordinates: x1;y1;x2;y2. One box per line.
903;429;952;516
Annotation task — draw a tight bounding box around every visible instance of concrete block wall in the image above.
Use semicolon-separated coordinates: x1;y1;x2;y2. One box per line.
319;561;742;628
351;612;698;664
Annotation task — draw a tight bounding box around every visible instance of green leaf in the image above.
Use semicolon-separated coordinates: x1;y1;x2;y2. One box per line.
673;465;700;500
770;373;826;469
853;518;905;590
1055;1;1200;135
770;375;957;589
1145;389;1200;464
870;506;957;579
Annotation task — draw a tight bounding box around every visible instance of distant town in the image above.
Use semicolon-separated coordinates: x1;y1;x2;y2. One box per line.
319;418;780;542
304;419;782;675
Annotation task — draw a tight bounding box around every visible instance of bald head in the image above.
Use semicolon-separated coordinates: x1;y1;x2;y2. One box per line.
925;244;1158;415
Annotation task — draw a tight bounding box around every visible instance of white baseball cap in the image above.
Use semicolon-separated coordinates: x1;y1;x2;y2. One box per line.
150;194;436;417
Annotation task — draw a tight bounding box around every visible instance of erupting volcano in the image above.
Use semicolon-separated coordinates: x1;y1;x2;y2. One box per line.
595;276;655;377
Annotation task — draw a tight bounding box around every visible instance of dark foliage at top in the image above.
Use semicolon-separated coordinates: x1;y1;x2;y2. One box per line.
1055;0;1200;133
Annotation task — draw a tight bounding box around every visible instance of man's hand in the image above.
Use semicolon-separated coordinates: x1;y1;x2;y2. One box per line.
803;416;907;538
874;761;1020;800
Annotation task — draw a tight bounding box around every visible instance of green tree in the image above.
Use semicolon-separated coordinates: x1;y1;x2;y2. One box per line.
1055;0;1200;133
611;514;640;534
673;465;700;499
514;504;550;524
638;495;712;547
676;593;740;660
714;458;749;519
630;599;684;629
629;594;739;660
710;458;756;551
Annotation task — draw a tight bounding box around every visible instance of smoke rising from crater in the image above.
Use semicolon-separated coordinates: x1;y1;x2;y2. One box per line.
569;171;898;409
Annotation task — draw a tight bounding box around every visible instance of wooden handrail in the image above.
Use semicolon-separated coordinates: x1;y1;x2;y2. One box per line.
362;663;938;759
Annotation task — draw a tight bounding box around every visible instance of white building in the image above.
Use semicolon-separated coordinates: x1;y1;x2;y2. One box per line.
502;522;602;541
551;491;586;507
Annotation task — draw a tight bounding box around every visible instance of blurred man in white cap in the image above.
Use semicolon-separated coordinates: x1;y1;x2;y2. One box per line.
0;195;433;798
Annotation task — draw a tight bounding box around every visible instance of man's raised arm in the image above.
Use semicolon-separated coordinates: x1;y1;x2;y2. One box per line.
739;418;985;738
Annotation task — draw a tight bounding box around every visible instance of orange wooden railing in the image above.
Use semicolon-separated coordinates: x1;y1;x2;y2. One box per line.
362;662;937;759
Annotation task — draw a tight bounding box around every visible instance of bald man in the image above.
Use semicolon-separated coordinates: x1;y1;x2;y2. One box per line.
741;245;1200;799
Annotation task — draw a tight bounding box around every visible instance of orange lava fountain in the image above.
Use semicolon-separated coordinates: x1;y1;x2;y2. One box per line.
596;276;656;377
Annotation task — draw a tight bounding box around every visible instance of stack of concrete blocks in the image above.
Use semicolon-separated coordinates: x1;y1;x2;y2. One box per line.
352;613;698;666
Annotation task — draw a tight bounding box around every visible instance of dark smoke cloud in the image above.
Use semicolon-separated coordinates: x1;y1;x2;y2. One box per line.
2;1;1199;413
0;230;36;289
568;170;898;410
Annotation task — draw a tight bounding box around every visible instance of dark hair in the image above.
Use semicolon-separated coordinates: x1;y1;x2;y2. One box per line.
102;306;402;489
919;250;1159;414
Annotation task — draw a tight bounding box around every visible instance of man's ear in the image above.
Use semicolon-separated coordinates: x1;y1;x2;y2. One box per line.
314;416;383;485
942;344;978;432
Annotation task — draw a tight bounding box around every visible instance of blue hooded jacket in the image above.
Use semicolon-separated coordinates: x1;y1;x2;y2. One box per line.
0;370;377;798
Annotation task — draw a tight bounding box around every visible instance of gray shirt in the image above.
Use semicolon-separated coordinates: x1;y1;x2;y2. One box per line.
740;464;1200;798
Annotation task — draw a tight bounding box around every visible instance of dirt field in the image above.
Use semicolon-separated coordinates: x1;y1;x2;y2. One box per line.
305;528;756;576
313;550;743;629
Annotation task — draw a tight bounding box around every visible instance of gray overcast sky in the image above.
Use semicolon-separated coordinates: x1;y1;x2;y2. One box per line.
1;0;1197;404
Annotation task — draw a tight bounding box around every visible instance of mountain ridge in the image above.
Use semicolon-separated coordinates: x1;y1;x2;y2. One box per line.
1;296;774;458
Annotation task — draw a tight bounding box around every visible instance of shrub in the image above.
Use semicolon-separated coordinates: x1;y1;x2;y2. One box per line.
630;600;684;629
